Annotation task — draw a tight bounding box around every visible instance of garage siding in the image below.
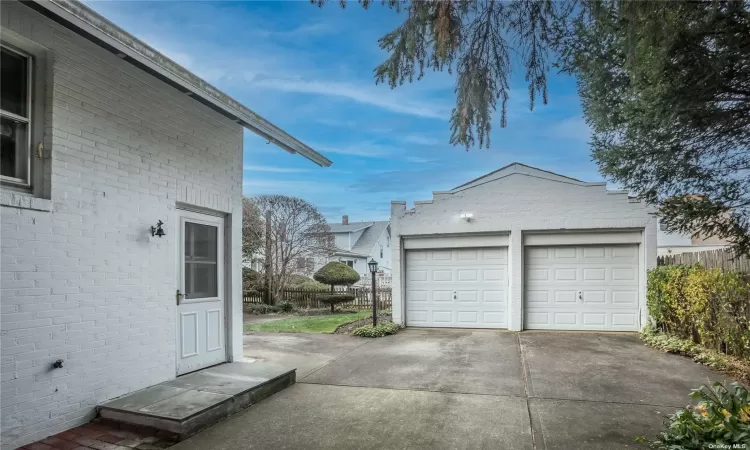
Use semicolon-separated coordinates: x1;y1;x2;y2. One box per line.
524;245;640;331
405;248;508;328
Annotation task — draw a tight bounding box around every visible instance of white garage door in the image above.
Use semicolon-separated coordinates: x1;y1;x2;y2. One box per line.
405;248;508;328
524;245;640;331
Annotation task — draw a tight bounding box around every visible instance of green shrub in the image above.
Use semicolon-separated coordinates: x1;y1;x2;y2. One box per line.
277;301;295;313
637;382;750;449
244;303;278;315
640;325;750;383
313;262;360;286
351;322;401;338
243;268;263;290
647;265;750;359
316;294;356;313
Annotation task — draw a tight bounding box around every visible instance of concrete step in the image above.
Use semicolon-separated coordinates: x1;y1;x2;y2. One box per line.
98;362;295;440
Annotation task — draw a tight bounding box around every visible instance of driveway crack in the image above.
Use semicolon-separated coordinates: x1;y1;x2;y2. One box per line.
516;332;539;450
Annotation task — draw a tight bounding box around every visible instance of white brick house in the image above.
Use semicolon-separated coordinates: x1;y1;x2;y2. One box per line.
0;1;330;448
390;163;657;332
315;216;391;281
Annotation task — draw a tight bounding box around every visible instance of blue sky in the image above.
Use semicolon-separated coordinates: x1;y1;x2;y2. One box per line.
87;1;596;222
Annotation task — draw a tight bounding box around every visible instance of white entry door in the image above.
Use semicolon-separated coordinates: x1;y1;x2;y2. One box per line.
405;248;508;328
524;245;640;331
176;210;226;375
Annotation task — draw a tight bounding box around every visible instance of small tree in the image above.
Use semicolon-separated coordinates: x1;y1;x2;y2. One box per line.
313;262;360;313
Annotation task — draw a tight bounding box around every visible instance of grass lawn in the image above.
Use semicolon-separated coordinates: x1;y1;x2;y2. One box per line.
244;310;370;334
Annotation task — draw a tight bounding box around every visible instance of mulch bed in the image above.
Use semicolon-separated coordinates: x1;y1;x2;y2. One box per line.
334;312;393;334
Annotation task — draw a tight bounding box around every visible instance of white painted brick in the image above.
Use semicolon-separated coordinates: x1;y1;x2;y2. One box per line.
1;3;244;448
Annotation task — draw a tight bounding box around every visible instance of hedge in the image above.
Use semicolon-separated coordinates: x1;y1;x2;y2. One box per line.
647;265;750;359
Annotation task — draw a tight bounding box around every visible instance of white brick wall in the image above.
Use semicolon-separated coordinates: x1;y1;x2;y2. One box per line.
0;3;243;448
390;168;657;331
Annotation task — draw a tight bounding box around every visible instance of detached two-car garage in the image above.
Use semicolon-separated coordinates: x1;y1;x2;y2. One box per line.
391;163;656;332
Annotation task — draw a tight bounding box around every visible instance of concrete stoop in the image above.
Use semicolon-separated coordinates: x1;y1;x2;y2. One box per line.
97;362;296;440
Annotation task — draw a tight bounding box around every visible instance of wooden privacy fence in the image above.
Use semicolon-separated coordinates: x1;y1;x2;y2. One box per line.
244;287;392;310
657;248;750;273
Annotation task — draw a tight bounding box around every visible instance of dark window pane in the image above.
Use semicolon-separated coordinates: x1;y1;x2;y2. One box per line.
1;48;28;117
185;262;218;298
1;117;28;180
185;222;217;262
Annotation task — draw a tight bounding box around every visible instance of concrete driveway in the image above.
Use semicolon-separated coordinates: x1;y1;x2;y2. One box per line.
173;329;726;450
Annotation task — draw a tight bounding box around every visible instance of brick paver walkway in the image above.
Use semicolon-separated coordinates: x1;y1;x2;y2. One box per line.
17;418;178;450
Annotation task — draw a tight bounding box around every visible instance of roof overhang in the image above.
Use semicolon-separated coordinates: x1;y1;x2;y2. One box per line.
22;0;332;167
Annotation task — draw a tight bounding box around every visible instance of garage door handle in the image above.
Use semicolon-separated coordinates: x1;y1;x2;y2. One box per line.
578;291;583;302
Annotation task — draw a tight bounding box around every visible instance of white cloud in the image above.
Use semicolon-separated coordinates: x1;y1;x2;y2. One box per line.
403;135;443;146
252;77;449;120
243;164;310;173
312;142;397;158
406;156;433;164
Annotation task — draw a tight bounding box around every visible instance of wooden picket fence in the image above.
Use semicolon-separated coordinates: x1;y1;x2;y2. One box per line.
244;286;392;310
657;248;750;273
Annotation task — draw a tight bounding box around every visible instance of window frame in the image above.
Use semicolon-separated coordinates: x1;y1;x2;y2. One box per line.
1;43;34;188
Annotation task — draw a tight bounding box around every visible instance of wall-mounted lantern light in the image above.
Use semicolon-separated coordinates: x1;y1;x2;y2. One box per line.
151;220;166;237
460;212;474;221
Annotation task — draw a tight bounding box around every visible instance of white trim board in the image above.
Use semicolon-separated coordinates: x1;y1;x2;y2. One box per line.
403;234;510;249
524;231;643;246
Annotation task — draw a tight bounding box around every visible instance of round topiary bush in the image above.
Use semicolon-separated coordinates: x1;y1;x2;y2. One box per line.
313;262;360;312
316;294;356;313
313;262;360;287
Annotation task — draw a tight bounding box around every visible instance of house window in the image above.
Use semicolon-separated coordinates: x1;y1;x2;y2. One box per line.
1;45;32;188
380;246;383;258
345;261;354;268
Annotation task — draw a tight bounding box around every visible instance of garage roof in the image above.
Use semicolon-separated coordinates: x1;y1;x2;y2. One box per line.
452;162;589;191
26;0;332;167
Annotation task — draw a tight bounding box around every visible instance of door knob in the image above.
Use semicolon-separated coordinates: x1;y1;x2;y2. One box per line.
176;289;184;305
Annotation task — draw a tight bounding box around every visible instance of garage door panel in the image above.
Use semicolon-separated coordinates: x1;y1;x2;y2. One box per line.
525;245;639;331
406;247;508;329
484;290;506;302
407;270;428;282
555;291;577;303
612;290;638;305
407;290;428;302
457;269;478;281
582;313;606;326
433;290;453;302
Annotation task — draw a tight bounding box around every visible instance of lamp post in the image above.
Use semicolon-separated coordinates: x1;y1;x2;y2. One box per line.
368;258;378;327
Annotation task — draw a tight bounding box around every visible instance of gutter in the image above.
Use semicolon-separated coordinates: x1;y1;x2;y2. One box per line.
24;0;332;167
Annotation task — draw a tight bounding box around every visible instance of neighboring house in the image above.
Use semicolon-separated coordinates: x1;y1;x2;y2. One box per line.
390;163;656;332
657;219;730;256
0;1;330;448
315;216;391;279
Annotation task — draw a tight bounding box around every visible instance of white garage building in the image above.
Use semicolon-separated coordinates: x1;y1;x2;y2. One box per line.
390;163;657;332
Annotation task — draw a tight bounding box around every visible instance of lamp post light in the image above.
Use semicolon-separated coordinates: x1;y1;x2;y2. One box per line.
368;258;379;327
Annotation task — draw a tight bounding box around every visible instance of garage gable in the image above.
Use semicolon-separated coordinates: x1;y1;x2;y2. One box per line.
449;162;593;192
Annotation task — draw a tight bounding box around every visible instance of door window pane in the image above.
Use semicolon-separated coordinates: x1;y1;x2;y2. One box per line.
185;222;218;298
